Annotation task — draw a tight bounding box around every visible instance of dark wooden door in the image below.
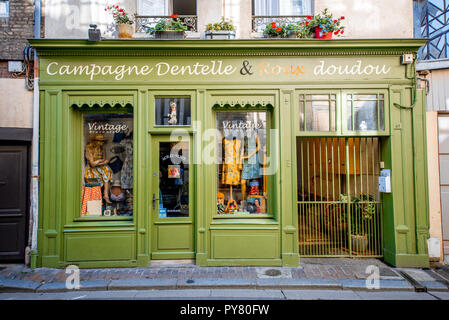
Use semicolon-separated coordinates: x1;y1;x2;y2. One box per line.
0;145;28;261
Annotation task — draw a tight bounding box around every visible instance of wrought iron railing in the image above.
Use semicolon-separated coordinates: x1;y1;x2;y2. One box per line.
251;15;308;32
418;0;449;60
134;15;198;33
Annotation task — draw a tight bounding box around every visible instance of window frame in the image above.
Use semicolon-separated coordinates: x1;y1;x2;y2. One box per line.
294;90;341;137
213;109;274;219
148;90;196;134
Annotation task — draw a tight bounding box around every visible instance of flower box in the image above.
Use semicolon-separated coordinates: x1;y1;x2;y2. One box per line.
205;30;235;40
154;31;186;40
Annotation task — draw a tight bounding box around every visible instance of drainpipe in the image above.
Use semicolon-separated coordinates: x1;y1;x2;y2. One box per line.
28;0;41;268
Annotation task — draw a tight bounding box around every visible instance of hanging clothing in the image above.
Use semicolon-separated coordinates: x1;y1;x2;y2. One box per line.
222;138;243;185
120;137;133;189
242;134;261;180
81;185;102;216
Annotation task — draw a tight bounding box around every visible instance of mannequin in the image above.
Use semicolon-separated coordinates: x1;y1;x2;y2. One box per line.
85;133;113;204
241;127;261;201
221;122;243;212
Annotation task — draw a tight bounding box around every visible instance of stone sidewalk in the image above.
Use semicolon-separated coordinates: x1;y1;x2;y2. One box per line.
1;258;448;293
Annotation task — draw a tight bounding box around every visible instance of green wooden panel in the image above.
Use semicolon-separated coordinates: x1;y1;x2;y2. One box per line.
211;231;280;259
157;224;193;250
65;232;135;262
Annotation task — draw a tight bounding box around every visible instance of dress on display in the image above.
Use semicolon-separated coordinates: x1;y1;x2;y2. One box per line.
241;133;261;180
84;149;113;186
222;138;243;185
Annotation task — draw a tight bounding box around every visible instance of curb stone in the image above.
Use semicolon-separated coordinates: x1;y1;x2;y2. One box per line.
256;278;342;290
176;278;257;289
0;278;42;293
108;279;177;290
340;279;414;291
36;280;109;293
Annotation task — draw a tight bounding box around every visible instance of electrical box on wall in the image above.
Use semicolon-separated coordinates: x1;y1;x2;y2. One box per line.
401;53;414;65
379;169;391;193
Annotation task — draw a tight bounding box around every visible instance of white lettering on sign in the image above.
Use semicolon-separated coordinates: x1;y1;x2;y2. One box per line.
313;60;391;76
46;60;236;80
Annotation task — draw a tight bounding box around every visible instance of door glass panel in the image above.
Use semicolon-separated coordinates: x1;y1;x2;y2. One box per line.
158;141;189;218
347;94;384;131
300;94;336;132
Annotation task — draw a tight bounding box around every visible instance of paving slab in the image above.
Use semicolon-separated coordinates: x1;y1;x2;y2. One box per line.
209;289;284;299
134;289;212;299
37;280;109;292
282;289;360;300
340;279;413;291
108;279;177;290
354;291;437;300
421;281;449;291
256;278;342;290
0;278;42;292
177;278;257;289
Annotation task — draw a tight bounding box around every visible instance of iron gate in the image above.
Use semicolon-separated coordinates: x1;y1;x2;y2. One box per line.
296;137;383;257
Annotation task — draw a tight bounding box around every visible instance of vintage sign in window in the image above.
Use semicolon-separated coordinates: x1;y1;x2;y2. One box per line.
81;113;133;217
216;112;268;215
155;97;191;126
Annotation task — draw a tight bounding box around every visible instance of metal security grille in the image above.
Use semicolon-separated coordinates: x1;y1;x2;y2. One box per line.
297;137;383;257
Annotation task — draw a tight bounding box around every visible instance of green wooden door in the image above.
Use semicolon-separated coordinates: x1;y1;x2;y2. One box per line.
151;136;195;259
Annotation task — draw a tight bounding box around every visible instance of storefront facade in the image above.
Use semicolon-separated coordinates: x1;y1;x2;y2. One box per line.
30;39;430;268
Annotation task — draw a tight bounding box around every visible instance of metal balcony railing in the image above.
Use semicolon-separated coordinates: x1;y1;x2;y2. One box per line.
251;15;308;33
134;15;198;33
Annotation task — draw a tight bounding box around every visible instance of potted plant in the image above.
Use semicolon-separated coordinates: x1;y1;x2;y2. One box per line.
105;5;134;39
306;8;345;39
350;193;376;252
263;21;286;38
205;17;236;39
146;14;187;39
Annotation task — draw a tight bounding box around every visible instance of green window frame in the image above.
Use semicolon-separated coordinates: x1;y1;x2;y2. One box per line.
149;90;196;134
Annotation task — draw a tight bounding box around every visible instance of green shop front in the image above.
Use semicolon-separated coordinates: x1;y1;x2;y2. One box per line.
29;39;430;268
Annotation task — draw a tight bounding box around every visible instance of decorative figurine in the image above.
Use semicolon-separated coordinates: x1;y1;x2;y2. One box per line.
217;192;226;214
168;101;178;125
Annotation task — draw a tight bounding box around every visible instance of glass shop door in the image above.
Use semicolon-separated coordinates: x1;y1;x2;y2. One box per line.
151;136;194;259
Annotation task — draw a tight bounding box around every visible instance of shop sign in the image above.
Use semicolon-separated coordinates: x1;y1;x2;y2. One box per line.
41;56;402;82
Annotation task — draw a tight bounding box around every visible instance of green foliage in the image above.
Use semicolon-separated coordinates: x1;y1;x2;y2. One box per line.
206;17;235;32
307;8;345;36
105;5;134;25
146;14;188;34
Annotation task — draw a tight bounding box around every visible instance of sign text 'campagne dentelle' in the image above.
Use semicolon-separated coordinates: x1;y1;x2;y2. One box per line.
45;60;392;80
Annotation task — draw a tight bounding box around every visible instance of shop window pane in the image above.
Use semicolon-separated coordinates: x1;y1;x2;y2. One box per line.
299;101;304;131
82;113;133;217
347;94;384;131
155;97;191;126
216;112;268;215
158;142;189;218
305;100;331;131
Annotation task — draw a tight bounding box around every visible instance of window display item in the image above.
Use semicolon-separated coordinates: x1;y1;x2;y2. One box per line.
120;133;133;190
241;131;261;200
168;165;181;178
248;180;260;195
81;185;103;216
217;192;226;214
108;156;123;174
84;133;113;203
110;180;126;202
168;101;178;125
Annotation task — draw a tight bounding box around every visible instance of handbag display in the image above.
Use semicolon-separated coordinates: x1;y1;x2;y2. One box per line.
109;156;123;174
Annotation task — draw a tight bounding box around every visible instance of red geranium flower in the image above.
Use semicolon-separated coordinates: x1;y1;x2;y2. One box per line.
171;14;179;18
276;27;282;32
341;30;344;34
307;16;312;19
334;20;337;23
341;16;345;20
334;30;340;35
305;21;309;25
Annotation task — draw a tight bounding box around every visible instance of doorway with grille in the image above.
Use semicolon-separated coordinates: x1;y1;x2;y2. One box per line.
296;137;383;257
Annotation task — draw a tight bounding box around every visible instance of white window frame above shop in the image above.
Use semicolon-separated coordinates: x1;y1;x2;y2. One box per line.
137;0;172;15
0;0;9;18
252;0;313;15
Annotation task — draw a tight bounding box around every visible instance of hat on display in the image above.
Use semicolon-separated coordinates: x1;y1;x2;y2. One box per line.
92;133;106;141
109;156;123;174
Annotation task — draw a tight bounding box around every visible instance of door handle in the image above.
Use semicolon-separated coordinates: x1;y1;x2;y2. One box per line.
153;193;159;210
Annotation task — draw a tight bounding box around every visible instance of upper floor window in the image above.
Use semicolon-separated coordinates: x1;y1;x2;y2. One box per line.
138;0;196;16
252;0;313;15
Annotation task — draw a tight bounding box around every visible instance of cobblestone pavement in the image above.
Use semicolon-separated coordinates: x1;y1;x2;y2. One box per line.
0;258;404;284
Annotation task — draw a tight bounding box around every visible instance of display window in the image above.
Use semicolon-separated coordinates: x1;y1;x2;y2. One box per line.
81;112;133;217
216;111;268;215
